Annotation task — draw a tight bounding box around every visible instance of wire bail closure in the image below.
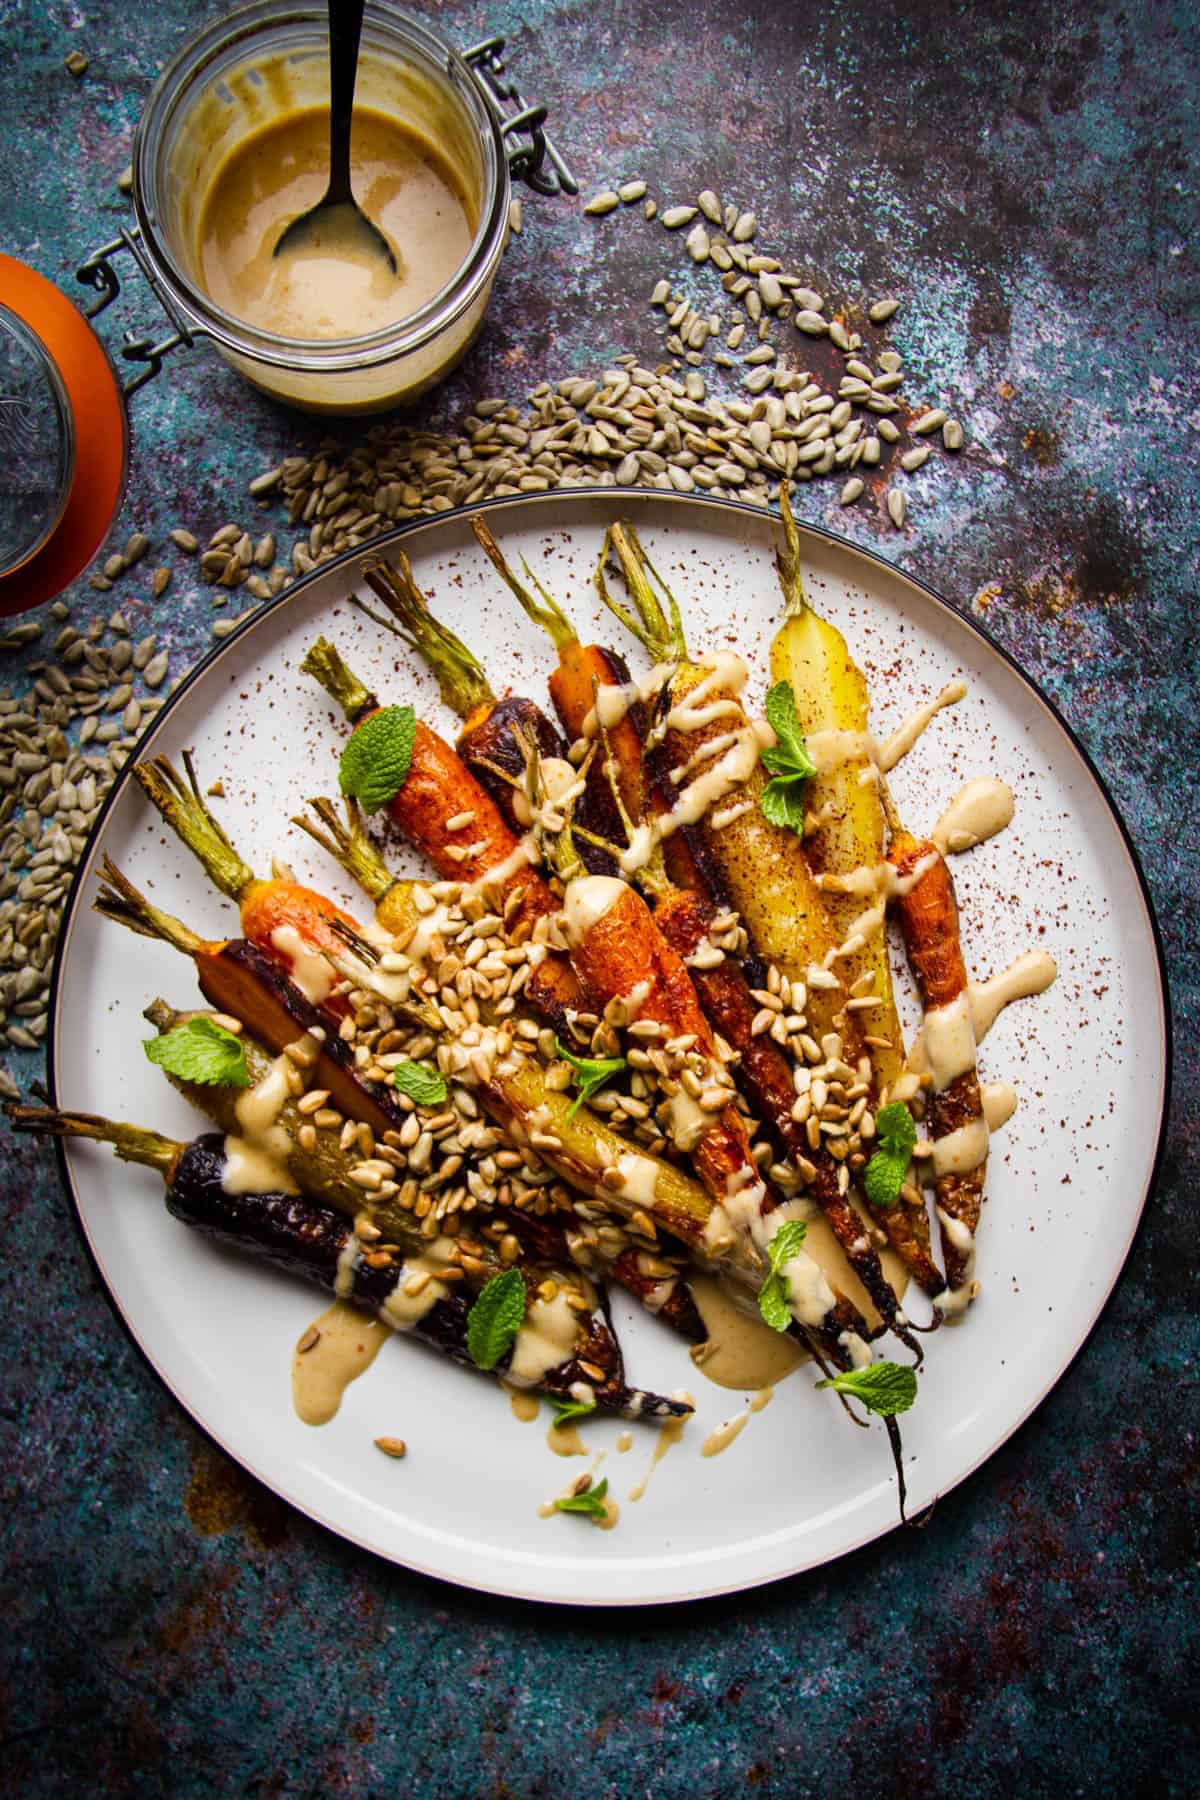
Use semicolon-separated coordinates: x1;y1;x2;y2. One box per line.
462;36;578;198
75;227;196;396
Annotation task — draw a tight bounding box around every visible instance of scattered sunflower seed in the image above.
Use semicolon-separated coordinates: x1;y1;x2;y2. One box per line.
887;489;907;528
583;190;620;215
912;408;947;435
868;298;900;323
619;179;647;203
840;477;865;505
943;418;964;451
697;188;722;223
661;205;697;228
508;198;523;235
900;445;931;472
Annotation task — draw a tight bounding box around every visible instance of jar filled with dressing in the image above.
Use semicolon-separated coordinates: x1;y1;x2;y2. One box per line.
90;2;574;413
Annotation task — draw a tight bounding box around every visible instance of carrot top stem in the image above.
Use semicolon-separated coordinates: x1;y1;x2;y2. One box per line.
132;751;256;903
6;1103;182;1178
301;637;375;724
293;797;395;905
775;482;810;621
471;516;578;655
360;552;494;722
93;854;209;957
595;522;688;663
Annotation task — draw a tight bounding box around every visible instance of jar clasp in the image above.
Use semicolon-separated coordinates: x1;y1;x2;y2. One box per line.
462;36;578;199
75;226;197;396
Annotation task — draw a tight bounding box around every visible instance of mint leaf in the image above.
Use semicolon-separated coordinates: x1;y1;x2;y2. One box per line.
465;1267;527;1371
817;1361;918;1418
554;1477;609;1517
875;1101;916;1162
555;1037;626;1120
338;705;416;813
763;680;817;777
757;1216;809;1332
759;681;815;834
391;1060;447;1106
759;775;808;833
144;1017;250;1088
862;1103;916;1210
551;1395;596;1429
863;1151;906;1210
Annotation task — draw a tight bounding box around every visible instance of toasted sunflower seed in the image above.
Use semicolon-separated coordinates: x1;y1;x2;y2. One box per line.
661;205;697;228
887;489;907;528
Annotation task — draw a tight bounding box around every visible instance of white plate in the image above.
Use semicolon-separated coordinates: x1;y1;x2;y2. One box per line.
49;492;1169;1606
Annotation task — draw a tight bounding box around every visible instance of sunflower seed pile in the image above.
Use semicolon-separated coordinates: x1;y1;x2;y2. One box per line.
0;599;174;1090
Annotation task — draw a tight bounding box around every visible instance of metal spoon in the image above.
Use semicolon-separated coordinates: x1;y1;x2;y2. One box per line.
274;0;396;274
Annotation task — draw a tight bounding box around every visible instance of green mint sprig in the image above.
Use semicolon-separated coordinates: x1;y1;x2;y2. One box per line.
338;705;416;812
757;1217;809;1332
551;1396;596;1430
555;1037;627;1120
817;1361;918;1417
759;681;817;834
554;1477;609;1518
465;1268;526;1371
143;1017;250;1088
391;1061;447;1106
862;1101;917;1210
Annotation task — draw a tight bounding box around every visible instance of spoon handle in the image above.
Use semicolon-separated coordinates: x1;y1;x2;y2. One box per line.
326;0;366;204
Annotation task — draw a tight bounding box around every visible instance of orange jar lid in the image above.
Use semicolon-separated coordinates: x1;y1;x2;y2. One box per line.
0;255;127;617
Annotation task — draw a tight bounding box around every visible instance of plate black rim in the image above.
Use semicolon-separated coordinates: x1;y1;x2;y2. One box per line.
44;487;1175;1606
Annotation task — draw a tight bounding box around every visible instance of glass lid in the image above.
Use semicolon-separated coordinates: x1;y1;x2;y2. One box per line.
0;304;75;577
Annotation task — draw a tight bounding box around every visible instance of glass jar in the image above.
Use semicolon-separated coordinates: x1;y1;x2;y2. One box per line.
78;4;574;414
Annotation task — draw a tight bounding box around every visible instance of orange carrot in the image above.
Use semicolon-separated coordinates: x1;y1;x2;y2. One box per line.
887;821;987;1301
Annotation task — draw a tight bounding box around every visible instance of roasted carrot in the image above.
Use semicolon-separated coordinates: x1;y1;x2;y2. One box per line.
769;484;907;1093
133;751;362;1007
883;792;987;1315
93;856;436;1143
8;1103;692;1422
359;551;616;873
299;636;585;1029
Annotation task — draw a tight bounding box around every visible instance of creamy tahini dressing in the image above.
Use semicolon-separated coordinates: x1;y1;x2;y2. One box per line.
877;679;968;771
507;1289;581;1387
291;1301;390;1426
688;1275;807;1388
378;1239;457;1331
701;1412;749;1457
221;1045;304;1196
561;874;626;947
931;778;1014;855
335;1232;361;1299
904;950;1058;1075
923;991;978;1092
513;756;585;829
270;923;335;1006
932;1116;990;1177
196;105;474;341
627;1401;690;1501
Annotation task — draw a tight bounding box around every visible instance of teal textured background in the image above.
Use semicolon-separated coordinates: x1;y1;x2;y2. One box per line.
1;0;1196;1791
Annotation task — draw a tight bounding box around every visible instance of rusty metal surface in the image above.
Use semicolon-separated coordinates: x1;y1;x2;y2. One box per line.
0;0;1196;1790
